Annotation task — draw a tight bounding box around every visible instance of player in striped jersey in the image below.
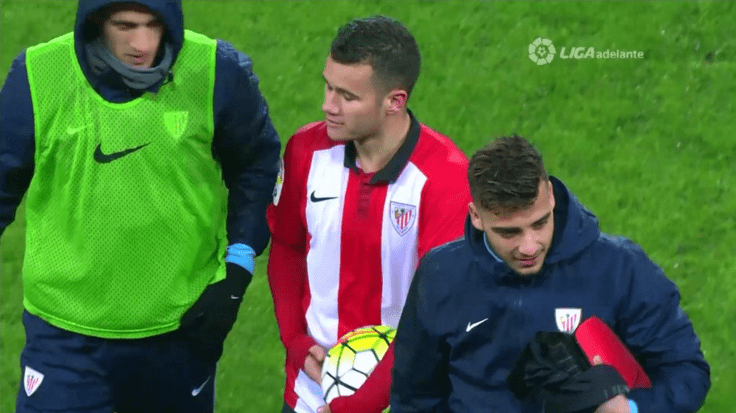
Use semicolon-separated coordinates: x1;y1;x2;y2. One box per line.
266;15;472;413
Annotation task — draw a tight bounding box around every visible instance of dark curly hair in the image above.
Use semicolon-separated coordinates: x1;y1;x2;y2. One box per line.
468;135;549;214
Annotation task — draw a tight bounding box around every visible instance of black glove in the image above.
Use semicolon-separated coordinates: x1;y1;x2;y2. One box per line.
180;262;252;363
507;331;629;413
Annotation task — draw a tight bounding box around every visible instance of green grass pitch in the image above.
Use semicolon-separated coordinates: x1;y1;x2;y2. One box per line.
1;1;734;412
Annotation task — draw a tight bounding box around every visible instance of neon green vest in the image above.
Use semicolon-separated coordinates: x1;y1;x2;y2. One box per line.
23;30;227;339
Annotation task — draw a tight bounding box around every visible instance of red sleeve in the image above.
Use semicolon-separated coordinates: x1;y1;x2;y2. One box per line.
417;161;472;260
266;134;316;372
329;343;394;413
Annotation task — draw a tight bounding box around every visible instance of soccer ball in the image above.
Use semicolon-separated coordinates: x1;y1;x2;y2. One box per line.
321;325;396;409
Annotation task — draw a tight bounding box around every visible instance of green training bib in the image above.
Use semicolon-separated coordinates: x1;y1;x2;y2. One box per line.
23;30;227;338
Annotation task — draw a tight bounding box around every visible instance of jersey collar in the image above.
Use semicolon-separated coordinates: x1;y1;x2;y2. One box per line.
343;110;421;185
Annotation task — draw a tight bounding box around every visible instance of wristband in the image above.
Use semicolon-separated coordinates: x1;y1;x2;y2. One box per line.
225;243;256;273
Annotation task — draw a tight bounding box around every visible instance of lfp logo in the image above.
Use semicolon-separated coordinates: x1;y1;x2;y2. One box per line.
528;37;556;65
528;37;644;65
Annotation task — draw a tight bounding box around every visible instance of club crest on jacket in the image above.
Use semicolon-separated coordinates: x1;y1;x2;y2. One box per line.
555;308;582;333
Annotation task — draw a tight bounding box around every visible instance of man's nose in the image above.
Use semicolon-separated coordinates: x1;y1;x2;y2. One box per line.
518;232;540;256
131;28;158;53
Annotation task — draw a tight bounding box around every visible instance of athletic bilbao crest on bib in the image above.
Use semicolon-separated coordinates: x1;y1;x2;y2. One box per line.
555;308;582;333
390;201;416;236
164;111;188;140
24;366;44;397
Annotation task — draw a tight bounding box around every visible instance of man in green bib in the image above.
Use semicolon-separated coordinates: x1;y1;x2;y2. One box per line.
0;1;281;411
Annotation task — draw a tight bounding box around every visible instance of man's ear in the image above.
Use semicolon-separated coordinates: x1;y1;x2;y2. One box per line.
384;88;408;115
468;202;484;231
548;179;555;210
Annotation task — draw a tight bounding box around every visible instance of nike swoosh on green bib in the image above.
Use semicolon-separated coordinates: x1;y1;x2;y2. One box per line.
94;143;150;164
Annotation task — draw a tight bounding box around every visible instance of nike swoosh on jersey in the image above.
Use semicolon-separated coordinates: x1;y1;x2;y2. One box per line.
466;318;489;332
94;143;150;164
67;124;93;135
310;190;337;203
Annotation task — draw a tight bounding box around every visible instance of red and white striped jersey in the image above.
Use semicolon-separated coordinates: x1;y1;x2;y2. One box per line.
267;113;471;412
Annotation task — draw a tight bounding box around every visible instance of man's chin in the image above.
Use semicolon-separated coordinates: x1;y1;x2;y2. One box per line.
325;127;348;142
326;133;347;142
512;263;544;277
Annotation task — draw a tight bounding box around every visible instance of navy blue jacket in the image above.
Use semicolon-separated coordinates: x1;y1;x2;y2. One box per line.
391;177;710;413
0;0;281;270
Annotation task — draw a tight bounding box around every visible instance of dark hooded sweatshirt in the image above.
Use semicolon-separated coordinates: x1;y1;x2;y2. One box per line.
0;0;281;273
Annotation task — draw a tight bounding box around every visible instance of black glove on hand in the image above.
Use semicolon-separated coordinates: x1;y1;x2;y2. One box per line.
507;331;629;413
180;263;252;363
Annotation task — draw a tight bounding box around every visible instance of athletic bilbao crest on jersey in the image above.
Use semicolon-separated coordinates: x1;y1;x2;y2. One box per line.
24;366;44;397
164;111;188;140
390;201;417;236
555;308;582;333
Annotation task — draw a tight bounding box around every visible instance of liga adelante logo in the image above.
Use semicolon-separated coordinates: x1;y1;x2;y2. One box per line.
528;37;556;65
528;37;644;65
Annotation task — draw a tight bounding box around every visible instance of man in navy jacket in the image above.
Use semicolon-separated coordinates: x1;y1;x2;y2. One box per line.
391;135;709;413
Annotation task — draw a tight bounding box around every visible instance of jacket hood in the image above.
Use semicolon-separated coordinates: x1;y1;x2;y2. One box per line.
466;176;601;280
74;0;184;87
